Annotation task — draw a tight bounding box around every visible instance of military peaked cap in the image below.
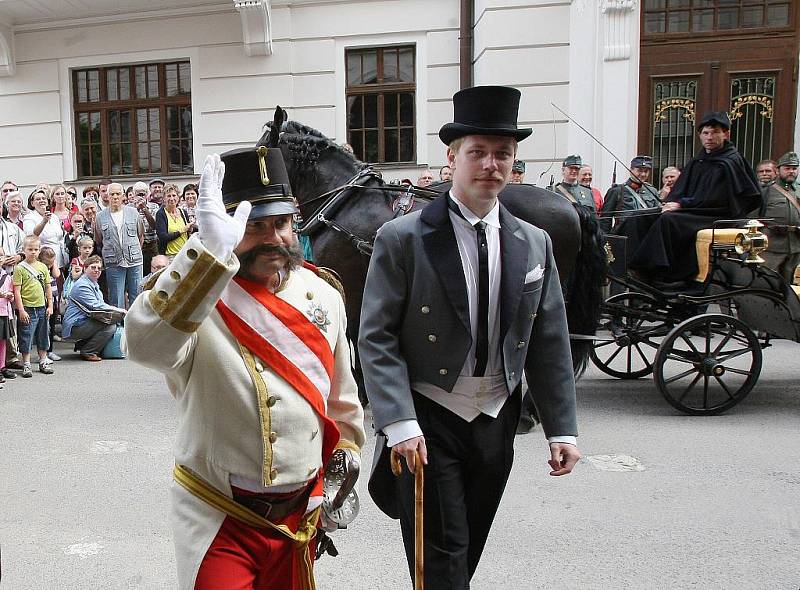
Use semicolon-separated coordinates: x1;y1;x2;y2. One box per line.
777;151;799;167
562;155;582;168
220;146;298;220
512;160;526;173
630;155;653;169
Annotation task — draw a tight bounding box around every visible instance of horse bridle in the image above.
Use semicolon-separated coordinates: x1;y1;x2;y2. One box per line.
294;164;439;257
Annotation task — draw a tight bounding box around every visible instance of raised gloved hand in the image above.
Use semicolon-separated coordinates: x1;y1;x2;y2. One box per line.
196;154;251;261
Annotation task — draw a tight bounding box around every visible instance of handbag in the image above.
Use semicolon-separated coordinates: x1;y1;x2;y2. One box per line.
100;325;125;359
69;297;125;325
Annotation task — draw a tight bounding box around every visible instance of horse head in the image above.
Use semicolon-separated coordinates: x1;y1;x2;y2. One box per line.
257;106;364;216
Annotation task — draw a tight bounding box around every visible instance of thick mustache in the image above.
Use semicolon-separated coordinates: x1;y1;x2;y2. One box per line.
244;244;292;259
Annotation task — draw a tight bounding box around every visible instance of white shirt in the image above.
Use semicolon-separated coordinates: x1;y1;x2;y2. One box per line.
383;192;577;448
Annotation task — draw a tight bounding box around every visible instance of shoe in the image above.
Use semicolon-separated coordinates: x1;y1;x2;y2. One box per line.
39;362;54;375
6;361;23;371
0;374;5;384
1;369;16;379
80;353;102;362
47;352;62;361
21;364;32;378
52;334;63;342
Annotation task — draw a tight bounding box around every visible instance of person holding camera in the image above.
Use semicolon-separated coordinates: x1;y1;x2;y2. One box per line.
24;189;65;269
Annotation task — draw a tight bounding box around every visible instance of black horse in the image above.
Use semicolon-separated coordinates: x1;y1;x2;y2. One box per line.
256;107;604;380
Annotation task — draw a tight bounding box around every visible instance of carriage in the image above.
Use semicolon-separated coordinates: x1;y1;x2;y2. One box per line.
590;219;800;415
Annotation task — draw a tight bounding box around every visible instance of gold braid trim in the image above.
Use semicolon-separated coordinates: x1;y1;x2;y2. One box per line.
148;249;229;333
238;345;274;486
173;464;319;590
316;267;346;303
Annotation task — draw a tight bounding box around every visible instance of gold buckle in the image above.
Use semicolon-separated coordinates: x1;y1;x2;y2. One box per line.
257;146;270;186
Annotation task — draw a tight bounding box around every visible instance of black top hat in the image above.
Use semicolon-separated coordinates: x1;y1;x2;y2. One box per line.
439;86;532;146
220;147;298;220
697;111;731;131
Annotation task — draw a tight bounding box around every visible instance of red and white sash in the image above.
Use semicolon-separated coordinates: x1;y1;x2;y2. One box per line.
216;275;341;470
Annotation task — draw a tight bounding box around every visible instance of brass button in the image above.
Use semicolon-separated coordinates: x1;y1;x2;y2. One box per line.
510;371;515;377
428;334;437;342
269;432;277;443
170;270;181;281
517;341;525;349
421;306;430;314
187;248;198;260
530;312;537;320
267;396;278;407
254;361;264;372
439;368;448;375
270;468;278;480
306;291;314;300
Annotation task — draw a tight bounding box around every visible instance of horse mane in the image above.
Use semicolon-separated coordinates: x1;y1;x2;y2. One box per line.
259;119;361;171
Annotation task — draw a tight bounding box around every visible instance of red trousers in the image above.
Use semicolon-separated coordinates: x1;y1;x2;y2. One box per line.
195;508;317;590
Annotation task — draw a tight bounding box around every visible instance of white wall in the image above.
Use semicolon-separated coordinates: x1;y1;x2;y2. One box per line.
0;0;467;190
472;0;572;187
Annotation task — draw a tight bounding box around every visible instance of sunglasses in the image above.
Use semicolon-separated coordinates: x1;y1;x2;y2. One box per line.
1;188;15;193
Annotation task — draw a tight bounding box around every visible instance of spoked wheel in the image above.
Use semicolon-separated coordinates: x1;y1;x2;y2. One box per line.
591;292;669;379
654;313;762;415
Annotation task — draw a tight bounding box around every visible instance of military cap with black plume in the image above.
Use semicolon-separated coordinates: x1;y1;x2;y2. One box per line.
220;146;298;220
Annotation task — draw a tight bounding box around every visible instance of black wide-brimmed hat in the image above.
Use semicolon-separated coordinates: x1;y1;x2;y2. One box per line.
697;111;731;131
220;146;298;220
439;86;532;146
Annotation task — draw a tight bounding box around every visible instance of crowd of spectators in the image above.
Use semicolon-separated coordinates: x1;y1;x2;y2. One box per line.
0;177;200;386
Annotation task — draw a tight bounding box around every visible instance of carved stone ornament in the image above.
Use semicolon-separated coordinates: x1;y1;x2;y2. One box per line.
601;0;636;62
233;0;273;57
0;21;15;77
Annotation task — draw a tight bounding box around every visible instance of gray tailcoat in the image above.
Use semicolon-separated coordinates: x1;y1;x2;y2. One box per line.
358;193;578;518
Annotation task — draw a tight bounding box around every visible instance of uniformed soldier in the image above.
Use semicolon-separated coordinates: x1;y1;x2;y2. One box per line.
551;155;596;212
510;159;526;183
599;155;660;232
753;151;800;284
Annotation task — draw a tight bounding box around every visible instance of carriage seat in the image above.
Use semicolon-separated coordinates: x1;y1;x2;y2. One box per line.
694;228;742;282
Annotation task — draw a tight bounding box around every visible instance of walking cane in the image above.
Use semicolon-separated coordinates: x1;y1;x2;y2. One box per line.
391;448;424;590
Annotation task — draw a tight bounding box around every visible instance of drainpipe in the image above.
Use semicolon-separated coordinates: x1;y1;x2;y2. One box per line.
459;0;473;88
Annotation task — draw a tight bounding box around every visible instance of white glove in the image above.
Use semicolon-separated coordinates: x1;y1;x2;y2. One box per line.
196;154;252;261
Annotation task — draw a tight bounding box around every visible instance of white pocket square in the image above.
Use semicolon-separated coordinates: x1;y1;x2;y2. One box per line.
524;265;545;283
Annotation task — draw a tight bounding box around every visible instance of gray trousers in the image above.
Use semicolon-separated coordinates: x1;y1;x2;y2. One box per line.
70;319;116;355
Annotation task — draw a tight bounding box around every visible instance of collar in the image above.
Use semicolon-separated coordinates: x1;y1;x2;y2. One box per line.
779;178;798;191
449;192;501;229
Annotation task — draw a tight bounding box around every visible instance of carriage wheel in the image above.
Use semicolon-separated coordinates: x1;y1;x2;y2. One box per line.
654;313;762;415
590;292;668;379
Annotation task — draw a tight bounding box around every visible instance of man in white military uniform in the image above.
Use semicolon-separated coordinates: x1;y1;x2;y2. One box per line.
125;147;365;590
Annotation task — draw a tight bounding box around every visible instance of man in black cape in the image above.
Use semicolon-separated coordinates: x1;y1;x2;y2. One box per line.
628;111;761;283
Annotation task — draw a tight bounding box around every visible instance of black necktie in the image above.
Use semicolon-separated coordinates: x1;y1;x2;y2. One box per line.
474;220;489;376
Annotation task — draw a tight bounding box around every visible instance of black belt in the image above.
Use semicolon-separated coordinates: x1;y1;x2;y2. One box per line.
232;483;312;521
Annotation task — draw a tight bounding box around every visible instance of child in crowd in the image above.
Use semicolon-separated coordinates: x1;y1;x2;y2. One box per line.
39;247;62;361
13;235;54;378
70;236;94;272
0;246;14;387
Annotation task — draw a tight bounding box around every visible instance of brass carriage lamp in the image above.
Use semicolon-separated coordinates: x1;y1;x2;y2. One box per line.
734;219;769;264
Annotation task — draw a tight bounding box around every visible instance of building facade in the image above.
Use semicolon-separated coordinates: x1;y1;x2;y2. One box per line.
0;0;797;194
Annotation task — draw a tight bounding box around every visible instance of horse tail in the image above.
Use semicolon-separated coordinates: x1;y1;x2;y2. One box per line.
565;205;607;379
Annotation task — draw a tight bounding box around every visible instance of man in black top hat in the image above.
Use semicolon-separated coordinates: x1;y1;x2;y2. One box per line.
359;85;579;589
125;148;365;589
552;154;597;212
628;111;761;283
599;155;660;233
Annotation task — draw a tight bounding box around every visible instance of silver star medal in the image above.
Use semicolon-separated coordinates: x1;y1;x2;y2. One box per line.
307;301;331;332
